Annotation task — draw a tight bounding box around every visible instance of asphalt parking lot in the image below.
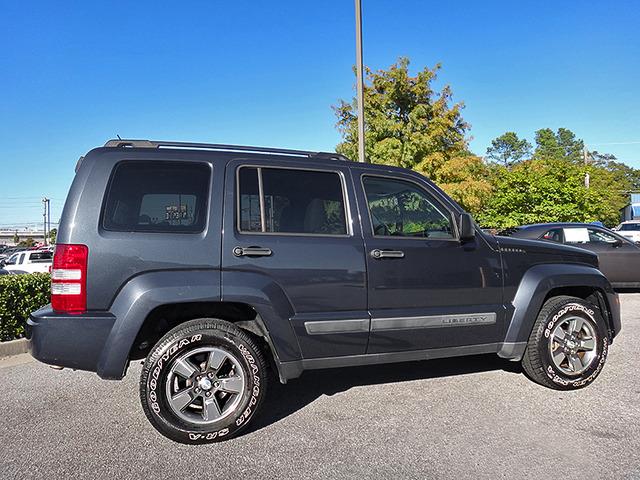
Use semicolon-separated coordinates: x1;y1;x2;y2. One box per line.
2;296;639;480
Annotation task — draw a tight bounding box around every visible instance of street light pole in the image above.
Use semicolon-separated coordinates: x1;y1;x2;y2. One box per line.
42;197;48;246
354;0;366;163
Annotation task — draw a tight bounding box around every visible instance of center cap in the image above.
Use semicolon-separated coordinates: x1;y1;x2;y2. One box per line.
566;340;577;349
198;377;213;391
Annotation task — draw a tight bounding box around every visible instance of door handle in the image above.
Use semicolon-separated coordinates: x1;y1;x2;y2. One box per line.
370;249;405;259
233;246;273;257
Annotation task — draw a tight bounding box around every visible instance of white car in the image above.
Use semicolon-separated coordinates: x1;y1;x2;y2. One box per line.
2;250;52;274
614;220;640;243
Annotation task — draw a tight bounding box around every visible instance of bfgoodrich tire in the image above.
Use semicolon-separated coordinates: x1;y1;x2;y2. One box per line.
522;296;609;390
140;318;268;444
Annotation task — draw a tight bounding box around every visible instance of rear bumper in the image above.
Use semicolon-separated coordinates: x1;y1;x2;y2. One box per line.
27;305;116;374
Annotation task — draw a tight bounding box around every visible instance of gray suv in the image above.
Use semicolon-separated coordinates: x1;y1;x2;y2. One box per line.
28;139;621;443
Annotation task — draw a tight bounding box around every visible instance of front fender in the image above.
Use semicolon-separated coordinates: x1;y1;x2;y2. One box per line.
498;263;616;360
97;270;220;379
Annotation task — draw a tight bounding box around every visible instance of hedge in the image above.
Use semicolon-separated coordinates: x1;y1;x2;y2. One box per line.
0;273;51;341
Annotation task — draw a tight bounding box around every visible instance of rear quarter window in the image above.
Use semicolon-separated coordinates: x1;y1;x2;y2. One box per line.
102;161;211;233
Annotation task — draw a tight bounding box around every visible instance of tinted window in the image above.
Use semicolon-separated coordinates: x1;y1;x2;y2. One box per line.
541;229;563;242
103;162;210;233
619;223;640;231
238;167;347;235
587;228;618;244
363;176;454;239
30;252;52;261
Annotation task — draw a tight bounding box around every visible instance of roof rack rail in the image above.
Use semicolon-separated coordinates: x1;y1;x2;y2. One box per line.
103;139;351;161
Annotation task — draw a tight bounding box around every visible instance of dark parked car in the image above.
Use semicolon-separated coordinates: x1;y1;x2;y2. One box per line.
28;139;621;444
502;222;640;288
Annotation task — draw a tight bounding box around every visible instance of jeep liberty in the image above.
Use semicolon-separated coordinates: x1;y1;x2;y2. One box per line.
27;139;622;443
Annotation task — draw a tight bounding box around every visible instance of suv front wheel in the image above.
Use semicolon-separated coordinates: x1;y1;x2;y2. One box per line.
522;296;609;390
139;318;268;443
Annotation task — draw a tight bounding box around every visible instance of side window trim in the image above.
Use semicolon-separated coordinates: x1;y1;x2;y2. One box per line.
235;165;353;238
360;173;459;241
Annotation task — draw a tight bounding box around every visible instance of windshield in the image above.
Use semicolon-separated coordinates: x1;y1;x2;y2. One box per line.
619;223;640;231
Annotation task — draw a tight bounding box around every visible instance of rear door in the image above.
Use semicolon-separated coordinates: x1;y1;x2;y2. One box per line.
353;169;504;354
221;158;369;359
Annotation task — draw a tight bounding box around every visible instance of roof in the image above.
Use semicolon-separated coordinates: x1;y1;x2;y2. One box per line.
102;138;350;162
92;138;437;180
517;222;600;230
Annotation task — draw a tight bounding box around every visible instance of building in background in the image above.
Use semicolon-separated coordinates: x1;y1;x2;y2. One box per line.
621;193;640;221
0;229;46;246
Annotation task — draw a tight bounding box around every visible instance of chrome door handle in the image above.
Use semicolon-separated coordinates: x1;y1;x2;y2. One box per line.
233;246;272;257
370;249;405;259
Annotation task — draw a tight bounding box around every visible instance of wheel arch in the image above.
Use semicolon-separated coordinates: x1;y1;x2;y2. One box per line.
498;263;618;360
96;270;301;382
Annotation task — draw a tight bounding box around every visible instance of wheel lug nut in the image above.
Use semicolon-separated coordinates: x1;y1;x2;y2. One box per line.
206;391;212;397
208;372;215;379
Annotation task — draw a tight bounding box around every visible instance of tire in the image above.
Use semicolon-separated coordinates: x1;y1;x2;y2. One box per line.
522;295;609;390
139;318;268;444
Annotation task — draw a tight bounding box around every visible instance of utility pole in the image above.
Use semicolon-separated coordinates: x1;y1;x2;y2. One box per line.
354;0;366;163
583;147;590;189
47;198;51;244
42;197;49;246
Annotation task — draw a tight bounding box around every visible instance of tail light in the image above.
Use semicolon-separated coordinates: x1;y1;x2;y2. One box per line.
51;244;88;313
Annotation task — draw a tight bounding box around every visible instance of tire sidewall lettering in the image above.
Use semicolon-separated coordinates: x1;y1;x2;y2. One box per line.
542;303;607;388
145;331;262;443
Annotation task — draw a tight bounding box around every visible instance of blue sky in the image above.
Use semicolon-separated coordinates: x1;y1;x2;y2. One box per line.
1;1;639;227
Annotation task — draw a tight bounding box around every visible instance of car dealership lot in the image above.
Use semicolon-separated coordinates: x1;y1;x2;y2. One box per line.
2;296;640;480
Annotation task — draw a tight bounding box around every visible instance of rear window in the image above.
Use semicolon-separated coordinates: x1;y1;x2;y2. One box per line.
619;223;640;231
102;161;210;233
30;252;52;262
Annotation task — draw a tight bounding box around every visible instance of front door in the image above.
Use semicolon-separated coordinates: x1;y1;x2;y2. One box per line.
222;158;369;359
353;170;504;354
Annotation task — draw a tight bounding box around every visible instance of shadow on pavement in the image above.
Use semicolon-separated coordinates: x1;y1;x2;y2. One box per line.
248;354;522;435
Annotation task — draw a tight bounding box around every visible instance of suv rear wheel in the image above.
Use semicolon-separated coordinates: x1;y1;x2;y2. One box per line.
522;296;609;390
139;318;268;443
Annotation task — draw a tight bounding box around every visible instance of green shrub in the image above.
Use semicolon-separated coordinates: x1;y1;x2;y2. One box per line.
0;273;51;341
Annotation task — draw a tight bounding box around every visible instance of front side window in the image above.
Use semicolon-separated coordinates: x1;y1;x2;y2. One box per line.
563;227;618;244
5;254;17;265
362;176;454;239
238;167;348;235
103;161;210;233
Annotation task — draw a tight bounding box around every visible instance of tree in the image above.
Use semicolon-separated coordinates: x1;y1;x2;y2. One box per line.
12;232;19;245
486;132;532;167
334;57;491;214
477;157;624;229
18;237;35;248
533;128;584;162
49;228;57;245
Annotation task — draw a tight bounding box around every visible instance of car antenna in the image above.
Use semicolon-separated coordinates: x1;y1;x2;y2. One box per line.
116;134;122;140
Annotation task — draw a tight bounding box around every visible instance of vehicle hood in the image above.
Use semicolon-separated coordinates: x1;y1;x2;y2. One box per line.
494;235;599;268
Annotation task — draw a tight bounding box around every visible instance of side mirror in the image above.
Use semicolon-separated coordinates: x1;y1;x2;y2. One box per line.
459;213;476;242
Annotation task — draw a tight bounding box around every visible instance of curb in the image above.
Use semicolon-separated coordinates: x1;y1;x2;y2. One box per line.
0;338;28;358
